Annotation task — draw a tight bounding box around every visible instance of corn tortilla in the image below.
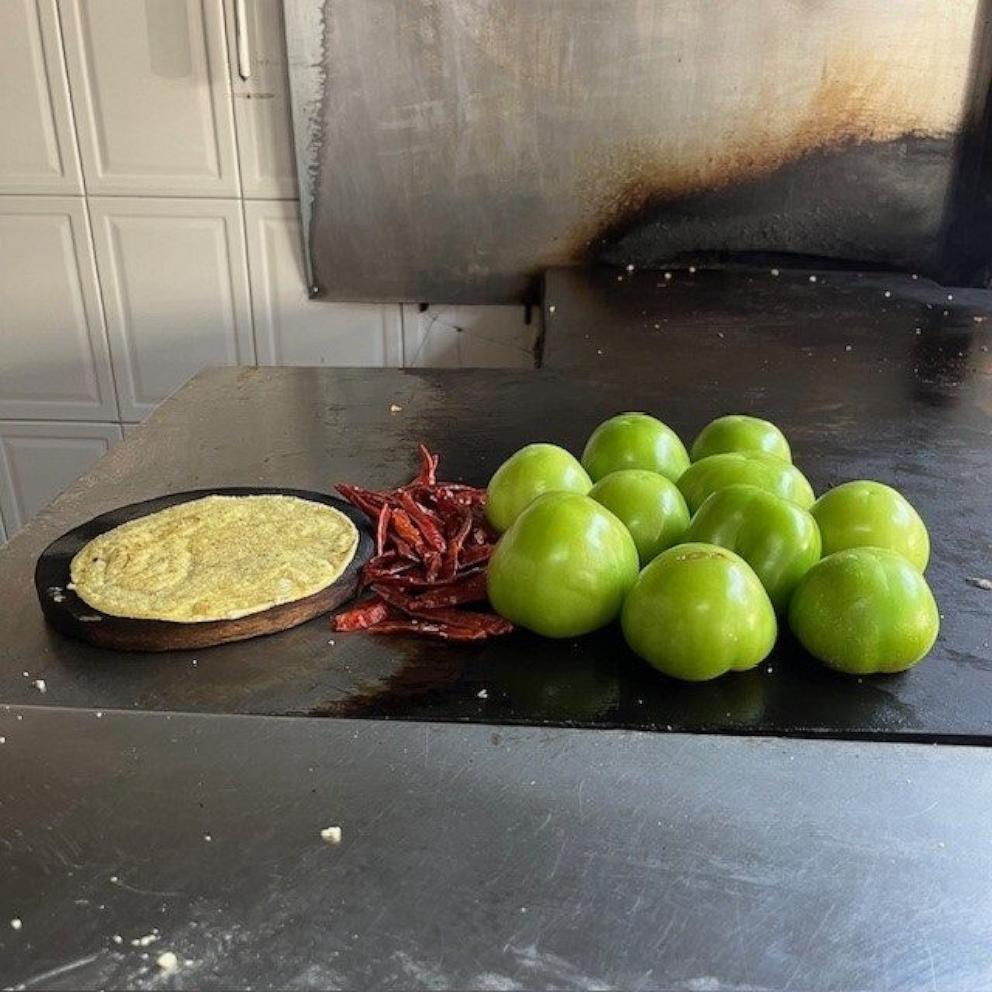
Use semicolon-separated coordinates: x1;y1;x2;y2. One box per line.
70;494;359;622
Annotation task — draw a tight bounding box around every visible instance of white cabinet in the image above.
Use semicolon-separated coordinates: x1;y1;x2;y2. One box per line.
245;200;403;366
401;305;537;368
0;197;118;421
224;0;298;198
0;0;82;193
60;0;240;196
0;421;121;534
89;197;254;421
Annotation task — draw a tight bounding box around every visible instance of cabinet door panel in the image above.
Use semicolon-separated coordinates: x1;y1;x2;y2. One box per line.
0;0;82;193
90;198;254;421
0;421;121;533
0;197;117;420
225;0;298;198
61;0;239;195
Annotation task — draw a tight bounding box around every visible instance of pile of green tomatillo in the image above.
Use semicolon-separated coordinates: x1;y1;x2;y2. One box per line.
484;413;939;681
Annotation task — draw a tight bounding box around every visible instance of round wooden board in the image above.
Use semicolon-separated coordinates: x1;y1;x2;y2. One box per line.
34;487;374;653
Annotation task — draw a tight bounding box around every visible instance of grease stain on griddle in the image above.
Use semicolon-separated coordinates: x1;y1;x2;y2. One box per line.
314;641;471;719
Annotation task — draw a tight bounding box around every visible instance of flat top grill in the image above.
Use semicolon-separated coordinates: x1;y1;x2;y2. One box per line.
0;267;989;741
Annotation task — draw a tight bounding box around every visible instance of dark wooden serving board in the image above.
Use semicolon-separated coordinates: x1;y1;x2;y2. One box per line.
34;488;374;652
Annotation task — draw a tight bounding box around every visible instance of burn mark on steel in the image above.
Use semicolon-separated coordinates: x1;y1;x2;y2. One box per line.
587;135;956;275
569;53;964;275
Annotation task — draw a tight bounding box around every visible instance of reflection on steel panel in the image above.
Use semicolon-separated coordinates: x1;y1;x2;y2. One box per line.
286;0;992;302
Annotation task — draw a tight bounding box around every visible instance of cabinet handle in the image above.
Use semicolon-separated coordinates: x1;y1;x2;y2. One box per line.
235;0;251;79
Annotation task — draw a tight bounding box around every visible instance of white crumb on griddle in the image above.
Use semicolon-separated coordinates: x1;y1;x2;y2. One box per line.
389;403;402;413
664;272;673;280
204;834;212;842
808;275;817;283
689;265;696;273
770;268;780;276
132;933;159;947
884;291;891;298
948;294;954;301
10;918;21;930
548;305;556;313
157;951;180;973
477;689;488;699
112;934;123;944
625;264;635;272
321;825;343;845
33;679;46;693
0;737;5;744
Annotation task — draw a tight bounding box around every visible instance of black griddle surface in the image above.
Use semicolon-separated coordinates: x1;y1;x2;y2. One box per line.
0;267;990;741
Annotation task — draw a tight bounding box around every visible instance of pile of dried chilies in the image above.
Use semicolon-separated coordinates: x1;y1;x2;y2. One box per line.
333;444;513;641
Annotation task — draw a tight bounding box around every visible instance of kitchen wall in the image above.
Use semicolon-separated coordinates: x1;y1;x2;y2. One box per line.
0;0;537;541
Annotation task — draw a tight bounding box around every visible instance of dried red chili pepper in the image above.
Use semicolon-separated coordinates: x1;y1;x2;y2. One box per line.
410;571;488;609
439;513;472;580
333;444;511;640
415;443;439;486
365;618;490;641
390;508;425;551
332;598;390;631
336;484;386;521
425;553;443;583
420;608;513;636
392;539;420;562
399;491;446;552
376;505;392;556
363;552;413;576
460;543;494;567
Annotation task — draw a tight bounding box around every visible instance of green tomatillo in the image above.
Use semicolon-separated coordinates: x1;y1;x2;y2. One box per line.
690;414;792;463
621;542;777;681
485;443;592;533
677;451;815;513
589;469;690;566
788;547;939;674
581;413;690;484
685;484;821;612
487;492;639;638
811;480;930;572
